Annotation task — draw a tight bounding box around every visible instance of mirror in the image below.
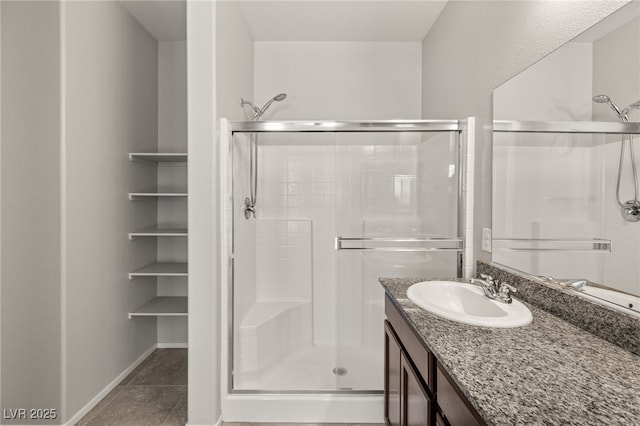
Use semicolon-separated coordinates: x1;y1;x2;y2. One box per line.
492;1;640;316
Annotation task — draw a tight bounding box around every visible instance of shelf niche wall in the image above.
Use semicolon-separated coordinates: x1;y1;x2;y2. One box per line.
156;41;188;345
128;41;189;345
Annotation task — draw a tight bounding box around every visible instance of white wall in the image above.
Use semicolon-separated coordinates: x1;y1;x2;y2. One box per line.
421;0;629;266
1;2;62;421
216;0;257;363
217;1;254;121
1;0;3;411
157;41;188;345
593;17;640;123
251;41;423;347
254;42;421;120
493;43;593;121
188;0;220;424
63;0;159;418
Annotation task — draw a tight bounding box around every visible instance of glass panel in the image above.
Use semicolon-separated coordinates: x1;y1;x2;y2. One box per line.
334;131;460;391
492;131;637;287
232;131;340;391
231;129;461;393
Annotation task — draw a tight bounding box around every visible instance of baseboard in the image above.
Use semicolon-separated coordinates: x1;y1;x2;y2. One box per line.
186;415;223;426
158;342;188;349
63;344;158;426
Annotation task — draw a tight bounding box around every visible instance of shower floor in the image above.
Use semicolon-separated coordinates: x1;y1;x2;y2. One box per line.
233;344;383;391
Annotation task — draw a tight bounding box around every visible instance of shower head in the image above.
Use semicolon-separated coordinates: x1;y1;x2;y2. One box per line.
256;93;287;119
241;93;288;120
593;94;624;121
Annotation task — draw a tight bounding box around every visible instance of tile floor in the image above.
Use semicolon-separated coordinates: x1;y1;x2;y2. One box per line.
76;348;187;426
77;348;383;426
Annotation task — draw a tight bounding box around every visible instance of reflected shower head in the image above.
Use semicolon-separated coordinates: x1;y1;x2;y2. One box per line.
273;93;287;102
621;100;640;117
240;98;260;115
593;94;624;120
592;94;610;103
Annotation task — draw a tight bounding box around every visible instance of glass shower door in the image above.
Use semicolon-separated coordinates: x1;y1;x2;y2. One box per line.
333;131;461;391
228;123;466;394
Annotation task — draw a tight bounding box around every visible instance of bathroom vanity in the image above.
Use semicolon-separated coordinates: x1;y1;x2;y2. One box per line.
381;277;640;426
385;292;485;426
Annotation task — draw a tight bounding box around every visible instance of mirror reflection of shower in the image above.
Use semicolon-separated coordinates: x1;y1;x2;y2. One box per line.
240;93;287;219
593;94;640;222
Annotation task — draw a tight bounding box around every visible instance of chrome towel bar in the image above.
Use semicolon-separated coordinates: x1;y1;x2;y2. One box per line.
335;237;463;252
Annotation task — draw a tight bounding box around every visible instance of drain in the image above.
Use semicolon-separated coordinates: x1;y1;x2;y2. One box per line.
332;367;348;376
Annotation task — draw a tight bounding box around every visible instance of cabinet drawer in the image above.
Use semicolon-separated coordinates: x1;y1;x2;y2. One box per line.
385;295;434;393
436;363;483;426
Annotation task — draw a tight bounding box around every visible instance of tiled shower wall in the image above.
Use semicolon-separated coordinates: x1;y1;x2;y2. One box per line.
248;132;458;346
255;219;313;301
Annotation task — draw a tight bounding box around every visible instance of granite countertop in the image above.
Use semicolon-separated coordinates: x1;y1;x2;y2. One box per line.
381;277;640;426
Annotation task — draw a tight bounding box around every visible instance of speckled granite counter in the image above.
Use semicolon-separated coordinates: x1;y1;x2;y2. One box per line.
381;277;640;426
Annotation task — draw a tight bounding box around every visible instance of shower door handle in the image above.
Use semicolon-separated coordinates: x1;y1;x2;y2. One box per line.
335;237;463;252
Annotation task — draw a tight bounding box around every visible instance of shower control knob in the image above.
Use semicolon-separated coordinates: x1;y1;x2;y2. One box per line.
621;200;640;222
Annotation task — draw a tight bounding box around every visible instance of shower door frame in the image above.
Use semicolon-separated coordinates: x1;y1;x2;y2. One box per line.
219;118;475;422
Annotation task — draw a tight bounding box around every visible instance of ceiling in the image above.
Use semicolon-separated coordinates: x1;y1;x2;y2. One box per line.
238;1;449;42
120;0;448;43
119;1;186;41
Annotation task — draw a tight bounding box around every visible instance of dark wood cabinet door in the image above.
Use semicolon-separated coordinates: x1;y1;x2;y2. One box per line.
402;352;432;426
436;364;483;426
435;411;447;426
385;321;402;426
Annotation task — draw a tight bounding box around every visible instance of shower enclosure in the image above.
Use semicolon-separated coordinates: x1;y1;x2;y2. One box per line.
220;119;474;423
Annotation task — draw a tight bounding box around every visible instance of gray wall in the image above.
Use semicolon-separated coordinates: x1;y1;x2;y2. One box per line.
1;1;160;423
157;41;188;345
593;16;640;122
63;1;159;419
216;0;256;351
1;2;62;423
188;0;219;423
217;1;255;121
421;0;629;265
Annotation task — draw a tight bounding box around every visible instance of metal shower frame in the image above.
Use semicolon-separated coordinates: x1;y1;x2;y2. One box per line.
220;118;476;397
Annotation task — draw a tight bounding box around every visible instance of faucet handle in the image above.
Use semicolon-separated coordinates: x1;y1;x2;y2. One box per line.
480;274;495;285
498;282;517;294
497;282;517;303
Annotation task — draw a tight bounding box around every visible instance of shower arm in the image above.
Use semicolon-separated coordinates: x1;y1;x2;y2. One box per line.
240;93;288;219
617;113;639;206
593;95;640;208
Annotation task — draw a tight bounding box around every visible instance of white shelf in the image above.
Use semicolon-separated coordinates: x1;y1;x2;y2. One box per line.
129;152;188;164
129;227;188;239
129;262;188;279
129;190;187;200
128;296;188;319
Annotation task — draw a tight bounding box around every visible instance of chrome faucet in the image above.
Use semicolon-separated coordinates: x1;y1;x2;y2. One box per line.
471;274;518;304
562;279;587;291
537;275;588;291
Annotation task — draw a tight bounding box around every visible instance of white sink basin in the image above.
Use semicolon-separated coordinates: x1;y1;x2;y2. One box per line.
406;281;532;328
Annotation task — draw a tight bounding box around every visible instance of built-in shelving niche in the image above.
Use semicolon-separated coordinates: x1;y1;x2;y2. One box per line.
128;296;188;319
128;152;188;319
